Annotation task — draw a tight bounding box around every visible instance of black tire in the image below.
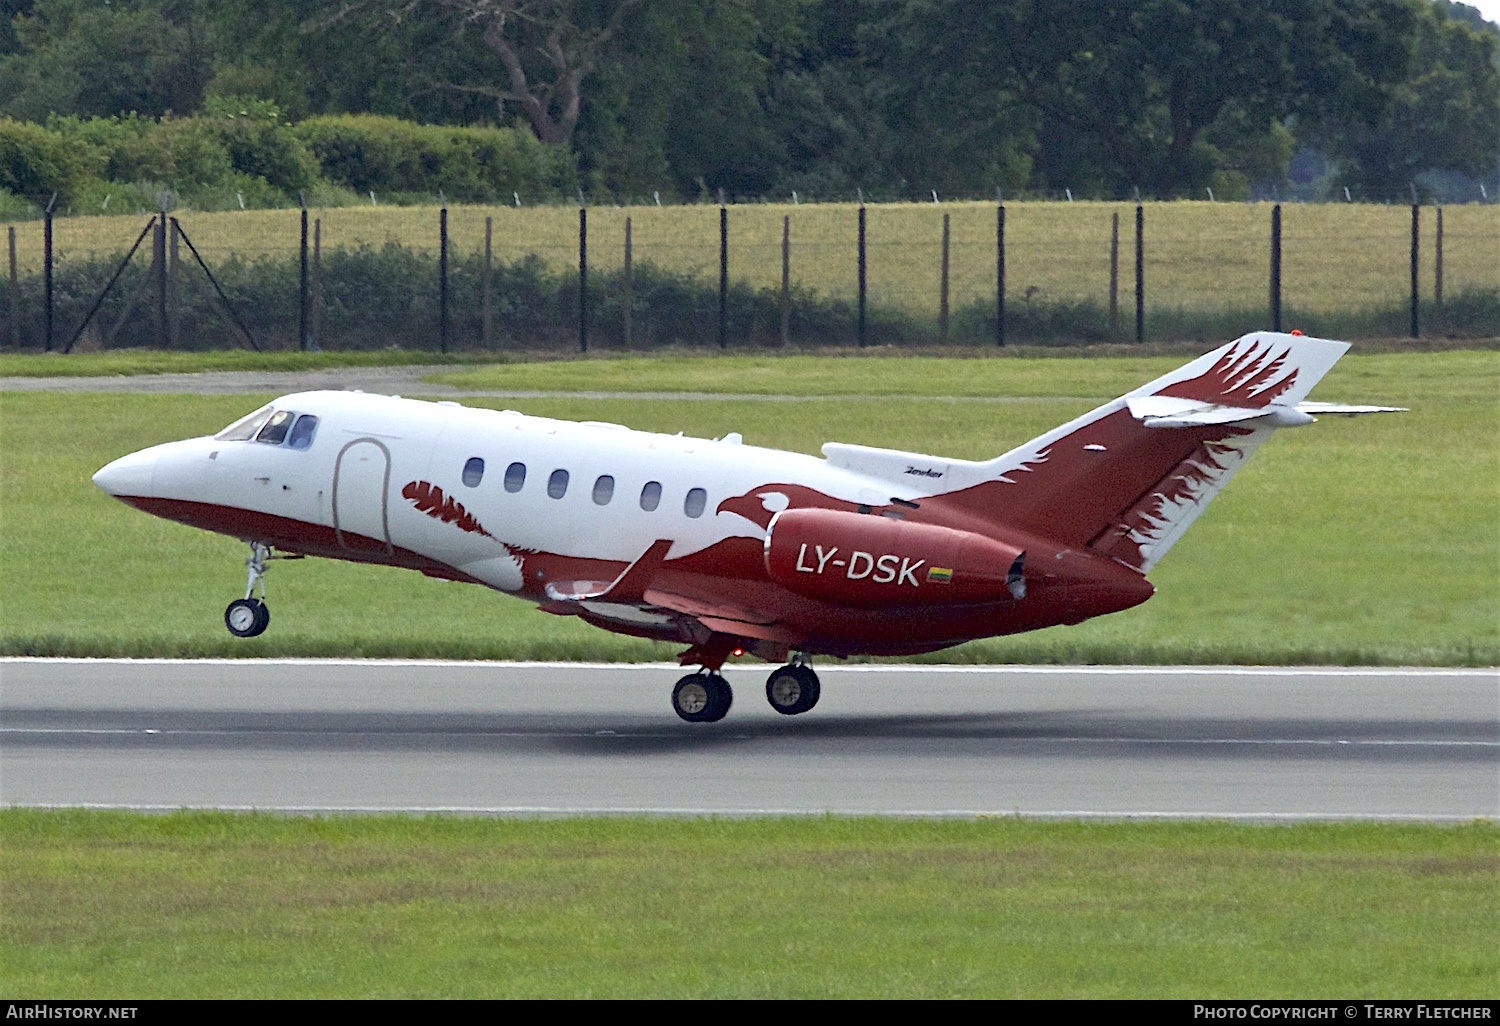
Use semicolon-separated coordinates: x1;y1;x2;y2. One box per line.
225;598;269;638
766;665;820;715
706;673;733;720
672;673;733;723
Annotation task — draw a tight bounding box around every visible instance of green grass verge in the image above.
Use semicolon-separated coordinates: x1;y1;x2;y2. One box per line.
2;811;1494;998
1;352;1494;663
0;349;496;378
426;351;1239;396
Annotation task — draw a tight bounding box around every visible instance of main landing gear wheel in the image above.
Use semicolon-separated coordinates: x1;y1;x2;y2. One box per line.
672;672;733;723
766;664;820;715
224;598;270;638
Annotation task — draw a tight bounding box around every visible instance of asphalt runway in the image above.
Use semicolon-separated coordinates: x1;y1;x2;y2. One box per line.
2;659;1495;818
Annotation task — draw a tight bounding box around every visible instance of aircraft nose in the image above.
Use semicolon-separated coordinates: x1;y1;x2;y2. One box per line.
93;448;160;498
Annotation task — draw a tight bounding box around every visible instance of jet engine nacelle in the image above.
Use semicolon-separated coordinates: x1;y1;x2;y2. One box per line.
763;507;1025;608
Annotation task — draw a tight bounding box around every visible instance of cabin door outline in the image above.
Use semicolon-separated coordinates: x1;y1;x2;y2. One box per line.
332;437;394;555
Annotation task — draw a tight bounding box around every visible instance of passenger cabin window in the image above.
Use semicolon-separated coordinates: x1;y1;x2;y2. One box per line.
462;457;485;487
256;410;296;445
504;462;526;493
684;487;707;518
593;475;614;505
286;415;319;451
547;469;570;499
640;481;662;511
216;405;273;441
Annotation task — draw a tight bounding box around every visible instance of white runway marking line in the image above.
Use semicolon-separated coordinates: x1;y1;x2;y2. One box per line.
7;803;1492;822
3;727;1492;747
2;657;1493;677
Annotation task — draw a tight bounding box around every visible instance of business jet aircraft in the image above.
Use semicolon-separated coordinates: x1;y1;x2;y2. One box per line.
94;332;1400;722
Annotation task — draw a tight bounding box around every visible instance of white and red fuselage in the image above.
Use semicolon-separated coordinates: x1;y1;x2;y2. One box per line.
93;333;1397;673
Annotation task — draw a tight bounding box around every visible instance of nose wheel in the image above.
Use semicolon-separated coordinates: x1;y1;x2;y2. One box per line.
672;672;733;723
225;598;270;638
225;541;272;638
766;663;820;715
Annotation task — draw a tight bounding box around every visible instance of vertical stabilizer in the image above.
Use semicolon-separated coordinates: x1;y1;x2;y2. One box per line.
930;332;1352;571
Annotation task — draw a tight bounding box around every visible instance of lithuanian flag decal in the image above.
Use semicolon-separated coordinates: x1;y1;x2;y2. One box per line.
926;566;953;584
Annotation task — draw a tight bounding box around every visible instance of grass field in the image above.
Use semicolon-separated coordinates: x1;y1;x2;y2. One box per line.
0;349;494;378
10;200;1497;321
1;350;1494;663
1;811;1494;998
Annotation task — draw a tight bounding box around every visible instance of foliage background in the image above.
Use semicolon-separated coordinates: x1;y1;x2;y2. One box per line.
0;0;1498;215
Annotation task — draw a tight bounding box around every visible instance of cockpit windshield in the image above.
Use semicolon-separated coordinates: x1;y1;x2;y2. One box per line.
214;406;320;450
216;405;274;441
256;410;295;445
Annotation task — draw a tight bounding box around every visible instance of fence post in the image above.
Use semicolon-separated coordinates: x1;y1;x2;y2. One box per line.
482;215;493;348
8;226;18;348
299;204;309;351
623;216;632;348
996;202;1006;348
939;212;950;344
439;204;449;354
168;217;180;346
154;204;168;348
1134;203;1144;344
43;204;53;351
311;218;322;349
780;214;790;347
857;202;867;347
1108;212;1119;336
719;194;728;350
1409;203;1419;339
1434;206;1443;331
1270;203;1282;333
578;205;588;354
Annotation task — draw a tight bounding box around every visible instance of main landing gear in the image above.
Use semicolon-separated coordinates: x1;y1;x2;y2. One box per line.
765;661;820;716
672;671;733;723
225;542;271;638
669;656;822;723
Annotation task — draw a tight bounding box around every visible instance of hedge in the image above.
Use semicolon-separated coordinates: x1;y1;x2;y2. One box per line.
0;111;579;215
292;115;578;203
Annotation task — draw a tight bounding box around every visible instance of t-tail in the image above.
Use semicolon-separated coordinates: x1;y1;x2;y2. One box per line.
919;332;1404;572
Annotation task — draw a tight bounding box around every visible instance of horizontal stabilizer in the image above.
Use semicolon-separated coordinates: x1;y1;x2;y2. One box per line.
1127;396;1313;429
1127;396;1406;430
1295;401;1408;416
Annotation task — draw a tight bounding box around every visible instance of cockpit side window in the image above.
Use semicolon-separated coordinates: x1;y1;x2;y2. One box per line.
286;414;319;450
256;410;296;445
215;405;274;441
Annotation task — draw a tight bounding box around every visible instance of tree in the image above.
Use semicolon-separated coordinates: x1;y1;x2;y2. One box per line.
986;0;1315;198
1307;0;1500;195
0;0;215;121
346;0;642;146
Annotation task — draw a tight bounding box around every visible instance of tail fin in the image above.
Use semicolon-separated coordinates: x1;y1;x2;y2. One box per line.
932;332;1362;572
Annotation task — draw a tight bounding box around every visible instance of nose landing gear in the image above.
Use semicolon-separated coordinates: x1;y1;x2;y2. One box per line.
225;542;272;638
766;661;820;715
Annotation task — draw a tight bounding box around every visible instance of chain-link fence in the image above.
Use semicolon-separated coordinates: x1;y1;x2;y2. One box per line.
3;200;1496;352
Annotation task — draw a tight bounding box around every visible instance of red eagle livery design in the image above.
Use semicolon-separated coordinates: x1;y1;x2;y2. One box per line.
402;480;495;539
